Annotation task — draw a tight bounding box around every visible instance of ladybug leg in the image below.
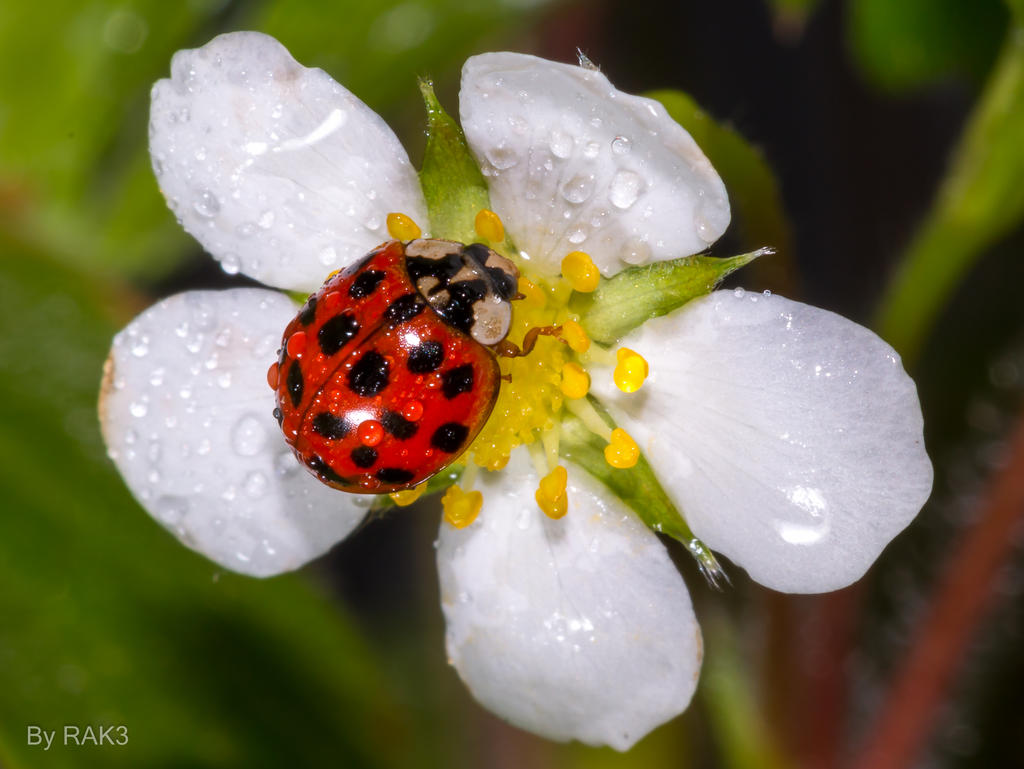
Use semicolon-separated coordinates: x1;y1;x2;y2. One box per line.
495;325;562;358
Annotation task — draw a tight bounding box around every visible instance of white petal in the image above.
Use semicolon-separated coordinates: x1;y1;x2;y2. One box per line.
149;31;427;292
99;289;369;576
590;290;933;593
437;451;701;750
460;52;729;277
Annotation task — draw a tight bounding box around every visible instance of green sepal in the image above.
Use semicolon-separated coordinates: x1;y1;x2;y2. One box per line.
570;249;769;345
418;79;491;244
559;404;729;589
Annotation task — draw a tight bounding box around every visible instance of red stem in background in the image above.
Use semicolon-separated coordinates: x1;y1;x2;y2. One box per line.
849;409;1024;769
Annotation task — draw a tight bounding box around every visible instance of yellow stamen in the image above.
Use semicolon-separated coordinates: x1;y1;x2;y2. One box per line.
442;485;483;529
535;465;569;519
614;347;649;393
560;362;590;399
389;485;426;507
474;209;505;243
386;212;422;241
604;428;640;469
560;251;600;293
518;277;547;309
561;319;591;353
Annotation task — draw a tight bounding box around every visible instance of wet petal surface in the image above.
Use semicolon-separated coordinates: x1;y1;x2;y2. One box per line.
100;288;369;576
460;52;729;277
437;451;701;750
150;31;426;292
592;290;933;593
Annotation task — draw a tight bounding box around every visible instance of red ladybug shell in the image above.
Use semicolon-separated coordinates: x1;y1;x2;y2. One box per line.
269;239;514;494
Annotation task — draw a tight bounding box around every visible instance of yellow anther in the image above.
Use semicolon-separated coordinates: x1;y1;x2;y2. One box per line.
613;347;649;393
389;485;426;507
604;428;640;469
442;485;483;529
561;319;591;353
518;277;547;308
386;212;422;241
561;251;600;293
535;465;569;519
474;209;505;243
559;362;590;399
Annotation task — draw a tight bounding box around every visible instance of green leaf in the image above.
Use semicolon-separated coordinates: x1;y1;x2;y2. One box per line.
417;80;491;243
560;408;728;588
0;238;426;768
847;0;1007;91
875;17;1024;362
649;89;794;292
571;250;768;345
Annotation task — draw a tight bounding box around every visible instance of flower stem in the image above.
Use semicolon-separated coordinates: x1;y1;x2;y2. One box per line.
874;12;1024;363
850;405;1024;769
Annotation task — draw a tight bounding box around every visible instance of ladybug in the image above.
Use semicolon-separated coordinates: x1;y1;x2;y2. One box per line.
268;238;520;494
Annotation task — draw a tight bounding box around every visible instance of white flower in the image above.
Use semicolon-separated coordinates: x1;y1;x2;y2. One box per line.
99;32;933;750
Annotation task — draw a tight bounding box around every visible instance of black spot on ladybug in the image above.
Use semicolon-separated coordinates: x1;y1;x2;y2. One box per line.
287;362;304;407
436;279;487;333
273;407;283;425
406;253;463;286
442;364;474;399
312;412;351;440
406;340;444;373
350;446;378;468
319;313;361;356
377;467;415;484
381;409;418;440
348;350;390;396
485;265;518;300
431;422;469;453
384;293;427;324
307;455;349;485
298;295;318;325
348;270;386;299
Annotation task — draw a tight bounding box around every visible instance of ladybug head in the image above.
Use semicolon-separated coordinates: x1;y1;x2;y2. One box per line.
404;238;519;347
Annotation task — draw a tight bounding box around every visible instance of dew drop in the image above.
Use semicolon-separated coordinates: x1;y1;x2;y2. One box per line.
609;170;643;209
129;400;148;418
611;135;632;155
549;130;573;159
232;414;266;457
568;228;587;245
484;145;519;170
130;339;149;358
318;246;338;266
236;222;256;239
693;196;730;244
560;174;594;204
221;253;241;275
733;287;746;298
155;495;189;524
582;141;600;159
622;239;651;265
193;190;221;218
243;470;269;498
149;367;165;387
258;210;276;229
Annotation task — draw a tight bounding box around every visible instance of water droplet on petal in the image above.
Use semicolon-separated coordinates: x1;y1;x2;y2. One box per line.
609;170;643;209
193;190;221;218
484;145;519;170
560;174;594;204
622;239;651;265
611;135;632;155
155;495;189;524
243;470;268;498
221;253;241;275
733;287;746;298
549;130;573;159
232;414;266;457
258;210;276;229
318;246;338;266
130;400;148;418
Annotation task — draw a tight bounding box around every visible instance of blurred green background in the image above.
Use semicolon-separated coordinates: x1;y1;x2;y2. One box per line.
3;0;1024;767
